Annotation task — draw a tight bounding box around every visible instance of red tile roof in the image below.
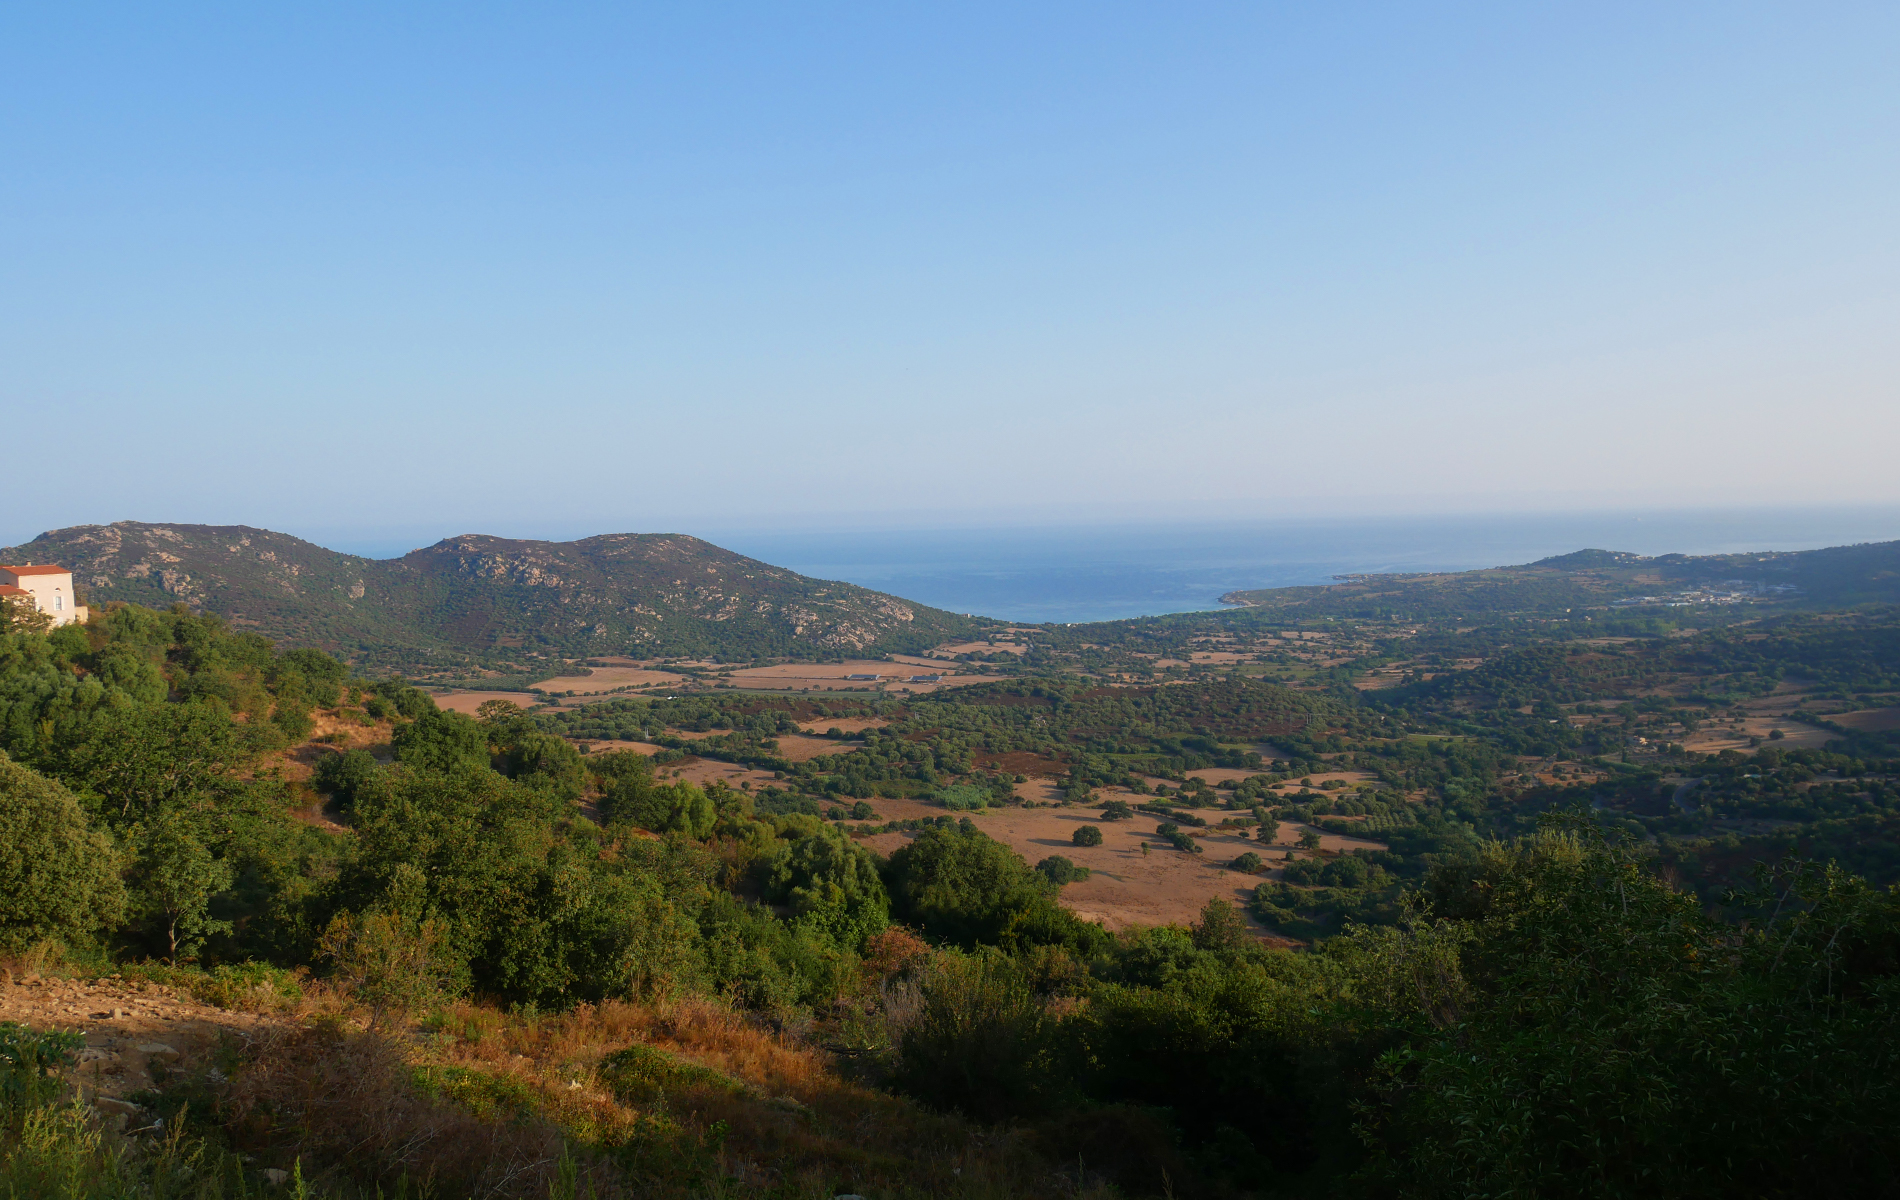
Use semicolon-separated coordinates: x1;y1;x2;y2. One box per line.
0;585;29;598
0;564;70;576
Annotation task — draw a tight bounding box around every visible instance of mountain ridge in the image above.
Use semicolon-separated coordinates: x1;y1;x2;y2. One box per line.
2;521;987;669
1218;538;1900;619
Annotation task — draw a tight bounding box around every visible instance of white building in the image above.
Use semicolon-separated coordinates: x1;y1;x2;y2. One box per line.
0;563;89;627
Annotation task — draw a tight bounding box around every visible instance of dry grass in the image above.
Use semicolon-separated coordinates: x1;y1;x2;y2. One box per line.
325;996;1119;1198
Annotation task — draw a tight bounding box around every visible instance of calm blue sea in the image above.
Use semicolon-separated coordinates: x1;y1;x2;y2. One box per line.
710;508;1900;625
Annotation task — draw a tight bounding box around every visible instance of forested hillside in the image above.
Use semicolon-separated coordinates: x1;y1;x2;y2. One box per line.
3;599;1896;1197
1;521;987;669
1218;537;1900;619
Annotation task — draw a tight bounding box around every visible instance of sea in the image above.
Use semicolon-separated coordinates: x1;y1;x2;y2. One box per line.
708;508;1900;625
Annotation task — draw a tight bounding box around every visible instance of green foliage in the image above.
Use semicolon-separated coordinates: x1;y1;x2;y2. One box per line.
759;822;890;947
132;809;236;963
885;826;1106;953
1348;825;1900;1197
311;748;381;809
935;783;991;811
390;708;490;773
597;1043;740;1105
0;1023;84;1119
1071;823;1103;847
319;909;455;1025
894;953;1078;1121
0;751;126;955
1034;856;1089;886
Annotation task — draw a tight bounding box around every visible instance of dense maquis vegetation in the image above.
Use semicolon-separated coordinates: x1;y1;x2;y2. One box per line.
1;521;990;672
3;597;1900;1197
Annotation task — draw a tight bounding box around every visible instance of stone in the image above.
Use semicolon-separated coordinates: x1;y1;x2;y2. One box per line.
136;1043;181;1063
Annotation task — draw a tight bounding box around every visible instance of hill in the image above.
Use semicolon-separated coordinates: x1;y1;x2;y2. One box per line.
1;522;987;669
1217;538;1900;620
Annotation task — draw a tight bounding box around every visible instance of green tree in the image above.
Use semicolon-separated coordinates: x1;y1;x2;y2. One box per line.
885;826;1105;952
132;811;234;963
390;708;490;773
311;748;381;809
1072;824;1104;847
761;823;889;947
0;751;126;955
318;906;454;1028
1035;856;1089;886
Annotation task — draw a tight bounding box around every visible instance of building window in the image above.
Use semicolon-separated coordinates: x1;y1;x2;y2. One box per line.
56;595;64;610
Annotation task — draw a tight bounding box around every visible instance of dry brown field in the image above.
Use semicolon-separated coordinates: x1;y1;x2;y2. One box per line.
1834;706;1900;733
932;640;1027;657
529;665;688;693
795;717;890;734
430;690;542;716
1682;707;1833;752
770;734;862;763
1265;771;1377;794
844;786;1384;935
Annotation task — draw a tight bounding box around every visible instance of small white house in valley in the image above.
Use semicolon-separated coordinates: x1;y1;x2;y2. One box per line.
0;563;88;627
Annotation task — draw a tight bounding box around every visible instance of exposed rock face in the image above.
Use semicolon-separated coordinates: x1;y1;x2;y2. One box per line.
3;522;983;665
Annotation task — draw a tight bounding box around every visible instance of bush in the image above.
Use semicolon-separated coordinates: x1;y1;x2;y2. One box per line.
391;709;490;773
0;1022;83;1116
312;748;381;808
1099;800;1133;821
0;751;127;956
894;955;1075;1121
885;827;1107;953
319;910;456;1026
1072;824;1104;847
937;784;991;811
1035;856;1089;886
1230;851;1264;873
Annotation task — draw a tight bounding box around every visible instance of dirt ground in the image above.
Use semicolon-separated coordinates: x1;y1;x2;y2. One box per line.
0;972;278;1119
1182;767;1278;786
667;759;782;789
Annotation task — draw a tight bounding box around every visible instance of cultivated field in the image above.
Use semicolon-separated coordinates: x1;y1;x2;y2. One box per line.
530;665;689;694
851;787;1383;935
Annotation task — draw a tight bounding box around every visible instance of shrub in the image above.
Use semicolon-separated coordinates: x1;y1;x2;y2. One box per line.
885;827;1107;953
312;747;381;808
937;783;991;811
0;751;126;956
1036;856;1089;886
894;955;1075;1121
1072;824;1104;847
1099;800;1134;821
1230;851;1263;873
319;910;456;1027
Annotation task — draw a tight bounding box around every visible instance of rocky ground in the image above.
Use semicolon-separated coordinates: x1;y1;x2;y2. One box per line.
0;971;280;1126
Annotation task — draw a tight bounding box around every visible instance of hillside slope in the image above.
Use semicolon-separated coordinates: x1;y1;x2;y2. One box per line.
1218;539;1900;619
2;522;986;667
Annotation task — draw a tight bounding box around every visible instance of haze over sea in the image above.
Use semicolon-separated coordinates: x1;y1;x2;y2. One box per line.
704;507;1900;625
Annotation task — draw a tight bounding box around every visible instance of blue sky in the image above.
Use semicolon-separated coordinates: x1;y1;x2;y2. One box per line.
5;3;1897;552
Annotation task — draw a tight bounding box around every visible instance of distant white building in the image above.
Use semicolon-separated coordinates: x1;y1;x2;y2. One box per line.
0;563;89;627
